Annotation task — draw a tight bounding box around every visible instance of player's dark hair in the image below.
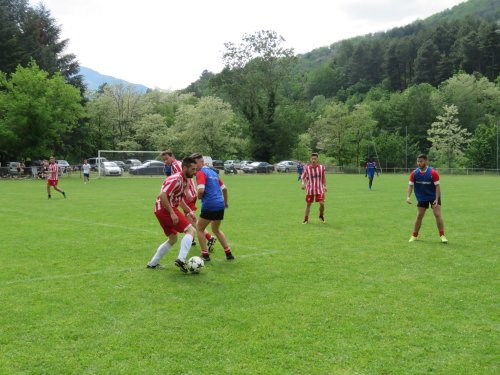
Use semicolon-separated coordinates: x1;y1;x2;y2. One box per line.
161;150;173;157
417;153;427;160
311;152;319;157
190;153;203;160
182;157;196;168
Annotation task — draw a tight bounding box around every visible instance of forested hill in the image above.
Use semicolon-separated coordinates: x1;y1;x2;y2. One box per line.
297;0;500;97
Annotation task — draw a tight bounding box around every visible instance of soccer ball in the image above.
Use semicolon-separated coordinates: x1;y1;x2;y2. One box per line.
187;256;204;274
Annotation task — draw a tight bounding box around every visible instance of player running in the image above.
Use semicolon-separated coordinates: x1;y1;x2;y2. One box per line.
146;157;198;272
365;158;379;190
82;159;90;184
406;154;448;243
47;156;66;199
191;153;234;261
301;152;327;224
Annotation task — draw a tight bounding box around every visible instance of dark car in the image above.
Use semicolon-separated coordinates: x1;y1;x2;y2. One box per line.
129;161;165;175
212;160;224;170
242;162;274;174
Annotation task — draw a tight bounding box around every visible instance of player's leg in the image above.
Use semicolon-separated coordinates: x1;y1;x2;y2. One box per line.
368;176;374;190
148;233;177;268
303;198;312;223
47;183;51;198
210;220;234;260
196;216;211;260
318;201;325;222
410;205;427;241
431;201;447;243
177;225;195;266
53;184;66;198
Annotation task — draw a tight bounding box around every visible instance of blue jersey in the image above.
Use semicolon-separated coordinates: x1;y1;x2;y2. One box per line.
196;167;225;212
297;163;304;174
410;167;440;202
366;162;377;177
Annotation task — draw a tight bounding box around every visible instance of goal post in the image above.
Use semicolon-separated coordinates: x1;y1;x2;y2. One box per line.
97;149;164;178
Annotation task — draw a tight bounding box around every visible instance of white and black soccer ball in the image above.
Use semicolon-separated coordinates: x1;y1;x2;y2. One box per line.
187;256;204;274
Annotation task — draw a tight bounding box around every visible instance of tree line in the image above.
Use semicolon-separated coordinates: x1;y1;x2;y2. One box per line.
0;0;499;169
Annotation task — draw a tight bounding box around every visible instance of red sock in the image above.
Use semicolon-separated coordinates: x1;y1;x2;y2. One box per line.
201;249;209;255
439;231;444;236
205;232;211;240
304;216;309;221
224;247;231;254
413;232;418;237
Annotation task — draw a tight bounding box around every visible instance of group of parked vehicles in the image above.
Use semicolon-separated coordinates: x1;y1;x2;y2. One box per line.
2;157;302;177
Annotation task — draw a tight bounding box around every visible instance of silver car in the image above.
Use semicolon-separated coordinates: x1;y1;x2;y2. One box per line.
276;161;298;173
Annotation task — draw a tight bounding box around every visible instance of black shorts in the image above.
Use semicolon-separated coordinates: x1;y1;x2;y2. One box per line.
200;210;225;221
417;198;441;209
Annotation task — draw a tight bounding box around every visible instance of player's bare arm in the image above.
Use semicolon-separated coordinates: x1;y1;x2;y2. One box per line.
197;187;205;200
406;185;413;204
433;185;441;206
222;187;228;208
159;191;178;225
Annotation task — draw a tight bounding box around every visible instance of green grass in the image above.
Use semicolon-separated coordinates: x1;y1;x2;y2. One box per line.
0;173;498;374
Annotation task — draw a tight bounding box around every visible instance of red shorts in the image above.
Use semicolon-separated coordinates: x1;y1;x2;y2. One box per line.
183;198;197;213
47;179;58;187
155;207;192;236
306;194;325;203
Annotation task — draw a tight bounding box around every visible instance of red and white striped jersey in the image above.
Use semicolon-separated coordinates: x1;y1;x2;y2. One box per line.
171;160;182;174
154;173;188;212
48;163;59;181
302;164;326;195
184;179;197;203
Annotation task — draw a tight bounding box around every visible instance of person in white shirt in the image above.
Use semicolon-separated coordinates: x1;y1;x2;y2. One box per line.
82;159;91;184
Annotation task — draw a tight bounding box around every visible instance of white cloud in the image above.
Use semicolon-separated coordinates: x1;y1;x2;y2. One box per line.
30;0;466;90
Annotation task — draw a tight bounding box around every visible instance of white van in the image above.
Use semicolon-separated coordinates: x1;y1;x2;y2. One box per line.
203;156;213;167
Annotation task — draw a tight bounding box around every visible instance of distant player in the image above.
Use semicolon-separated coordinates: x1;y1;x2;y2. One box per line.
82;159;90;184
191;153;234;261
161;150;182;174
297;161;304;181
301;152;327;224
47;156;66;199
146;157;198;272
365;158;379;190
406;154;448;243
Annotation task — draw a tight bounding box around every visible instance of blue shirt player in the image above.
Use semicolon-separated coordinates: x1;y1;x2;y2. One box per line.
365;159;379;190
406;154;448;244
191;153;235;262
297;161;304;181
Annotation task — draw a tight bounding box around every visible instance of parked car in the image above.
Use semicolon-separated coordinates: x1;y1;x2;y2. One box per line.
101;161;123;176
224;164;238;174
276;160;298;173
129;161;165;175
57;160;71;173
212;160;224;170
112;161;126;170
7;162;21;175
242;162;274;173
124;159;142;170
88;157;108;171
224;160;240;170
240;160;252;169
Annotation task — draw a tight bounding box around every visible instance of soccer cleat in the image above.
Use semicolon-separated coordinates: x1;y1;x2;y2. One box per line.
146;263;163;269
207;237;217;253
201;254;211;262
174;259;188;273
440;235;448;244
409;236;418;242
302;220;308;224
191;240;197;247
62;191;66;199
225;252;235;260
319;216;325;223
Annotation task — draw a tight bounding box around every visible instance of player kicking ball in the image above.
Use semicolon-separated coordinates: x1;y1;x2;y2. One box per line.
406;153;448;244
191;153;234;261
146;157;198;272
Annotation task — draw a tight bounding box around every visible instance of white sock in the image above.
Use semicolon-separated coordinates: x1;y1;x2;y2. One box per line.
148;241;172;266
177;234;193;262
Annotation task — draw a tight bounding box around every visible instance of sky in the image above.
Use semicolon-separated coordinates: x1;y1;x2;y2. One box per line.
30;0;467;90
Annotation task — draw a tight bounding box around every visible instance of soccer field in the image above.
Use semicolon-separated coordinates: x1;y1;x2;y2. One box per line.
0;173;498;374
